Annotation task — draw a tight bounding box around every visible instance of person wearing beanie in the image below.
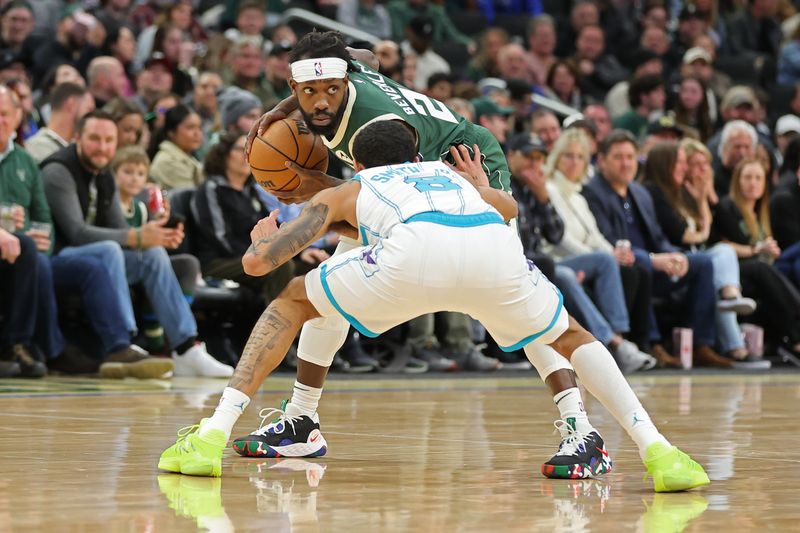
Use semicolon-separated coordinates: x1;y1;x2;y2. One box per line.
218;86;263;134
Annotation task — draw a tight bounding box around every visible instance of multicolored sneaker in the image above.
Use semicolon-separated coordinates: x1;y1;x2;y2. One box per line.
541;419;613;479
640;493;709;531
158;420;227;477
232;406;327;458
644;442;710;492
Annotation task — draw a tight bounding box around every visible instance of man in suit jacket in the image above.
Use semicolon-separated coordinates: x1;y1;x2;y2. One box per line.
582;130;729;367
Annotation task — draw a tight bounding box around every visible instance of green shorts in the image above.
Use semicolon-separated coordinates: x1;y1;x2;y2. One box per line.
439;122;511;193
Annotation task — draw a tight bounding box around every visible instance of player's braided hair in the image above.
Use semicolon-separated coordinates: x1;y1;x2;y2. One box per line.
289;30;359;72
352;121;416;169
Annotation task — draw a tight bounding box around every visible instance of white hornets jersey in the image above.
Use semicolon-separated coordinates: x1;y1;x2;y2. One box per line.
353;161;502;246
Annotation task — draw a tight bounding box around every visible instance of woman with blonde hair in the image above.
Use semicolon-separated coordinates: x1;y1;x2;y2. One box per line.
543;128;658;369
713;158;800;361
644;140;756;366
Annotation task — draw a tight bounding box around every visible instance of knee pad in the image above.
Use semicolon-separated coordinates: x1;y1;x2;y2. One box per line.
297;314;349;367
523;343;574;380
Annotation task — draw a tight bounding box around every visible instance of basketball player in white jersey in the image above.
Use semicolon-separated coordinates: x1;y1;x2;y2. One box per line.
159;121;709;493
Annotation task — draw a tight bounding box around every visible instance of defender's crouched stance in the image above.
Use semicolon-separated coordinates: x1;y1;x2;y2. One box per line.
159;122;708;493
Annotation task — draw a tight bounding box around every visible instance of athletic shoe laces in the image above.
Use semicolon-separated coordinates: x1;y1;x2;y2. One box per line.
552;419;591;457
253;408;302;437
175;424;200;451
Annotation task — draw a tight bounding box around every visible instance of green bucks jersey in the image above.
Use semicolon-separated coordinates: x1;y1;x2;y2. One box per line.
322;61;511;192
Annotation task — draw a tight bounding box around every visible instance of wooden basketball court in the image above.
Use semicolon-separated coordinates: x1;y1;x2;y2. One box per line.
2;370;799;531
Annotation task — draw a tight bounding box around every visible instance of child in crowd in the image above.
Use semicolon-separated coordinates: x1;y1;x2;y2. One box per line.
112;146;201;353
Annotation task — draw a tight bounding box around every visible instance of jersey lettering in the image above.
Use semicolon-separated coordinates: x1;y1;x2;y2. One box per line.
398;88;458;124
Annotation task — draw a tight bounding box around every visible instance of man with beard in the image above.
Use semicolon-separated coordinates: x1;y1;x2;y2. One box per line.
41;110;233;378
236;30;625;480
30;6;103;89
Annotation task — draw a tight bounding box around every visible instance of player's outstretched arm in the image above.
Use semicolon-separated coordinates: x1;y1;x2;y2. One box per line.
446;144;519;222
242;180;360;276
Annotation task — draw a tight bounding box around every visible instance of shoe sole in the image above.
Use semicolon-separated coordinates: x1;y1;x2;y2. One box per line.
157;458;181;473
100;359;174;379
232;432;328;459
653;472;710;492
541;457;613;480
180;458;222;477
717;301;756;315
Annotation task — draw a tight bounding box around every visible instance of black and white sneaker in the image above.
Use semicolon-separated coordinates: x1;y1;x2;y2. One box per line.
541;419;613;479
232;406;327;458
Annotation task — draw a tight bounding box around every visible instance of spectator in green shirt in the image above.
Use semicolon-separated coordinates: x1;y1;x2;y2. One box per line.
612;74;666;141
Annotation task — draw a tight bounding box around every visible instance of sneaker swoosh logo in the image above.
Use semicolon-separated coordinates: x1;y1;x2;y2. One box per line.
596;447;608;457
310;434;320;443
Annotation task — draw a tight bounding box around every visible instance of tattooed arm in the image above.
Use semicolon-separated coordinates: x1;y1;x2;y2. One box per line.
242;180;361;276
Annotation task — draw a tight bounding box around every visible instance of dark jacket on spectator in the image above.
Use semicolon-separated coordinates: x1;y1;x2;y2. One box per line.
40;145;129;251
582;174;678;255
771;178;800;250
724;9;782;59
579;55;629;102
643;183;692;249
30;39;100;89
192;174;269;267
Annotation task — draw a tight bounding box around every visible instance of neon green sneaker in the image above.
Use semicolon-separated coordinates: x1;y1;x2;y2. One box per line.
640;493;709;533
158;475;229;528
158;419;227;477
644;443;710;493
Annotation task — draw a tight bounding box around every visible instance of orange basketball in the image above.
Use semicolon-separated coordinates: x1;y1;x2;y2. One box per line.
249;119;329;192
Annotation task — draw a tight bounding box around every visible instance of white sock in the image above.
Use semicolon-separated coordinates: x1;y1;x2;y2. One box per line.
570;341;670;460
285;380;322;417
201;387;250;439
553;387;594;434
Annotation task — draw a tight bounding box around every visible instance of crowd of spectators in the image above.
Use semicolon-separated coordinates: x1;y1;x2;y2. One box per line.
2;0;800;378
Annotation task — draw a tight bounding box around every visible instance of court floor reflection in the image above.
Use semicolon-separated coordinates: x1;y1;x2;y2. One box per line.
1;373;799;531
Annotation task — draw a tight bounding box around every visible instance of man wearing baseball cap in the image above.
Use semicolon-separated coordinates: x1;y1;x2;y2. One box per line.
471;97;512;145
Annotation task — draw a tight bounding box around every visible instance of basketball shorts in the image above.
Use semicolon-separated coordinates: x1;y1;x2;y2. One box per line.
305;216;568;351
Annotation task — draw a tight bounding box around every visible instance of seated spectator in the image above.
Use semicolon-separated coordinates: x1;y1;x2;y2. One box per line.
264;42;292;102
386;0;472;48
401;15;449;90
0;229;38;377
644;140;757;364
471;97;511;146
678;46;721;123
712;158;800;360
542;128;657;366
612;74;666;140
373;39;404;83
337;0;391;41
673;76;714;142
0;87;158;378
545;60;583;110
101;22;136;93
86;56;128;109
426;72;453;103
572;24;629;102
112;145;201;353
583;103;612;143
30;7;103;88
149;104;203;190
41;110;230;377
0;1;35;55
192;131;295;305
34;63;86;123
134;0;207;74
6;77;39;141
531;109;562;153
224;36;278;111
25;82;94;163
208;86;261;153
526;15;557;86
556;0;599;58
497;43;537;87
774;115;800;158
583;130;728;367
771;157;800;287
185;72;223;142
223;0;268;42
465;27;508;82
605;48;662;119
103;97;145;149
713;120;757;199
725;0;782;64
132;52;175;113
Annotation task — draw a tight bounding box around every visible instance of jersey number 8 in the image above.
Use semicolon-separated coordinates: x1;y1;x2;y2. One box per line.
404;176;462;192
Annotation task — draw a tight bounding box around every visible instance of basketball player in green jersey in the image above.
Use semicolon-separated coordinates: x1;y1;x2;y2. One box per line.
240;30;609;480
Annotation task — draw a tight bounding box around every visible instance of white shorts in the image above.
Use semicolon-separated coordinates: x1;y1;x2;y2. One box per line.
305;220;568;351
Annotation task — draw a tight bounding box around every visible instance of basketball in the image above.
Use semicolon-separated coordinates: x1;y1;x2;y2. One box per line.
249;118;329;192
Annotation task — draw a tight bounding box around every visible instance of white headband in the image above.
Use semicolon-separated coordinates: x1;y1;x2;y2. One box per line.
290;58;348;83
